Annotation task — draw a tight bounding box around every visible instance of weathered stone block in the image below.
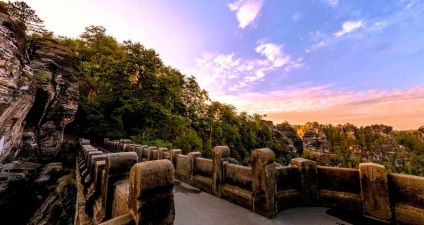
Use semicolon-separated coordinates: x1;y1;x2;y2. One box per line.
275;166;303;210
212;146;230;197
175;154;189;182
222;163;253;210
359;163;392;221
187;152;202;184
102;152;138;221
169;149;182;167
112;180;130;218
389;173;424;224
141;146;150;162
317;166;362;212
291;158;319;206
149;147;158;160
191;157;213;193
158;147;169;160
252;148;276;218
129;160;175;225
85;160;106;217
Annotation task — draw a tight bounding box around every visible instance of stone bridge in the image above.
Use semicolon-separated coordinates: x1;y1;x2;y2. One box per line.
75;138;424;225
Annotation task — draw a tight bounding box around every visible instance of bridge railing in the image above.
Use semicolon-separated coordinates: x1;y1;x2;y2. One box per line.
77;138;424;225
76;139;175;225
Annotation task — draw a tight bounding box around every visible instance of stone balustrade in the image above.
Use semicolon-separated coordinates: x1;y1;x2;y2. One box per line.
75;139;175;225
76;138;424;225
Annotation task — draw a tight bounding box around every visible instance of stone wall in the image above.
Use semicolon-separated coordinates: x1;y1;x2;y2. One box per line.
79;138;424;225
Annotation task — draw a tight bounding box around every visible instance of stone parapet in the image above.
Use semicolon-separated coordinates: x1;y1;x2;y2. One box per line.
359;163;392;221
129;160;175;225
252;148;276;218
291;158;319;206
78;138;424;224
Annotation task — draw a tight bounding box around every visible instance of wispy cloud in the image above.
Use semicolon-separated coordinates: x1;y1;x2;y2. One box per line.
334;20;365;37
255;41;291;67
292;13;303;22
323;0;339;7
228;0;265;28
189;41;301;96
305;20;367;52
216;85;424;129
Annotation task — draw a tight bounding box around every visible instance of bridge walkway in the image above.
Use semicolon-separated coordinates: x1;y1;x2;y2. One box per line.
173;180;387;225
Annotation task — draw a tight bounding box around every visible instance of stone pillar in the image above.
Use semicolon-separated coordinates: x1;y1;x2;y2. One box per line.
103;138;110;147
291;158;319;206
81;139;90;145
129;160;175;225
158;147;169;160
141;146;150;161
150;147;158;160
85;154;107;188
187;152;202;184
101;152;138;221
252;148;277;218
135;146;142;162
359;163;392;221
169;149;182;167
85;160;106;217
212;146;230;197
81;150;101;177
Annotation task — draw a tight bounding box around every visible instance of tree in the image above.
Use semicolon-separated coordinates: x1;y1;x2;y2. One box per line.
6;1;49;35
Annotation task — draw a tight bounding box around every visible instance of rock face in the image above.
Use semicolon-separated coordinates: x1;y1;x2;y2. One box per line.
0;161;75;225
298;122;329;152
267;121;303;165
0;161;42;225
417;126;424;142
275;123;303;154
16;38;79;163
0;12;36;162
28;164;76;225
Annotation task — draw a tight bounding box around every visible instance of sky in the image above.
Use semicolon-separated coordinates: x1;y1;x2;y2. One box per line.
17;0;424;129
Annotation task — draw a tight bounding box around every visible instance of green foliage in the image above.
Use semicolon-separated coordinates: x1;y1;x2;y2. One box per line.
175;128;203;155
6;1;49;35
33;71;52;81
302;149;314;160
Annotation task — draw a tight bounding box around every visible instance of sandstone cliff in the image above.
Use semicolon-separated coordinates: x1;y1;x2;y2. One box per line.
296;122;330;152
0;11;36;162
268;121;303;164
0;9;80;225
16;38;79;163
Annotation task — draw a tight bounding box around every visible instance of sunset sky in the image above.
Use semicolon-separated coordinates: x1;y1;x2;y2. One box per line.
20;0;424;129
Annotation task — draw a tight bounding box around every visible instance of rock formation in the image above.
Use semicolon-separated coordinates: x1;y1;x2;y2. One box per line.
275;122;303;154
0;161;42;224
301;128;330;152
267;121;303;165
0;8;80;225
0;11;36;162
16;38;79;163
417;126;424;142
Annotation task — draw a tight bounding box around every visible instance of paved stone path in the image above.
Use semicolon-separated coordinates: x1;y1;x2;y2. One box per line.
173;181;364;225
